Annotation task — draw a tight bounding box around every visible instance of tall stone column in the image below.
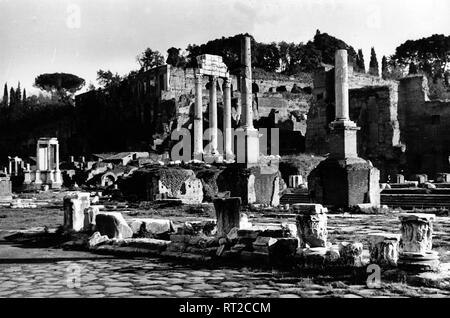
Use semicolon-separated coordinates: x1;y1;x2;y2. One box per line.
13;159;18;176
237;35;259;165
48;145;52;172
208;76;218;154
335;50;349;121
329;49;359;159
193;73;203;160
55;143;60;171
54;142;62;187
241;36;253;129
223;77;233;159
36;142;41;170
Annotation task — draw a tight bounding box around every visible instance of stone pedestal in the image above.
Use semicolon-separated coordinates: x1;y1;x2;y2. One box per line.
0;175;12;201
63;192;91;232
296;210;327;248
329;121;359;159
368;233;401;267
214;197;241;237
398;213;439;271
34;170;42;184
53;170;63;188
308;157;380;208
217;164;281;206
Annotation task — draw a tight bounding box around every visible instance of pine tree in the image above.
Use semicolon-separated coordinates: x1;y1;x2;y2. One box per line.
9;87;15;108
356;49;365;73
2;83;8;108
369;47;379;76
381;56;388;79
15;82;21;105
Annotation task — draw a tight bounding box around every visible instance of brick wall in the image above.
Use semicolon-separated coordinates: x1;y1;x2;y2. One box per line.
399;76;450;177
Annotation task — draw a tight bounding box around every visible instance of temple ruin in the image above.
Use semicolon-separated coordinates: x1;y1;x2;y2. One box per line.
23;137;63;190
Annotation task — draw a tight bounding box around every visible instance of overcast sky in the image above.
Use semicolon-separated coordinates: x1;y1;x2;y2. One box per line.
0;0;448;95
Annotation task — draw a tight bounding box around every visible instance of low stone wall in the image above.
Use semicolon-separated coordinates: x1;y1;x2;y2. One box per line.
119;166;203;204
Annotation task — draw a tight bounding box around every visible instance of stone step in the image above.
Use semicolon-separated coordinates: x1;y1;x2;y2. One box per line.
381;194;450;209
280;193;311;205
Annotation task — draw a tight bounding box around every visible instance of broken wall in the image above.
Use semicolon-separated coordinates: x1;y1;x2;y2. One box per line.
398;76;450;178
305;67;403;181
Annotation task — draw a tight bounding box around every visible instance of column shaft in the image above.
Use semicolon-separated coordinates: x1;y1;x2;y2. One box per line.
193;74;203;157
223;78;233;159
241;36;253;129
335;49;349;121
36;142;41;171
209;76;218;154
55;143;60;170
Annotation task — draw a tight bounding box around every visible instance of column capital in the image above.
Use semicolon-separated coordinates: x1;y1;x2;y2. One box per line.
194;73;202;82
209;75;218;82
223;77;231;87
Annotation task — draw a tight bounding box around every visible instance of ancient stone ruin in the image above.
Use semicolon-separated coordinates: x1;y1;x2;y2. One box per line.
23;137;62;190
308;50;380;208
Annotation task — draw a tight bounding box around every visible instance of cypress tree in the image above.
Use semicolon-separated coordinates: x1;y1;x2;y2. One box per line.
22;88;27;106
356;49;366;73
15;82;21;105
2;83;7;108
9;87;15;108
381;56;388;79
369;47;379;76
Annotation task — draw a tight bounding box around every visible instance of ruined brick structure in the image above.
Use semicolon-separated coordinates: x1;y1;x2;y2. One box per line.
305;69;393;180
306;65;450;181
398;76;450;177
75;65;313;157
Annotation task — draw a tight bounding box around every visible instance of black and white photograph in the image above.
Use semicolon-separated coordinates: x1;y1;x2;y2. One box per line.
0;0;450;307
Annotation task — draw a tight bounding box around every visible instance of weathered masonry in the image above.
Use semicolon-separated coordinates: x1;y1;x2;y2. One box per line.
306;63;450;181
75;63;313;157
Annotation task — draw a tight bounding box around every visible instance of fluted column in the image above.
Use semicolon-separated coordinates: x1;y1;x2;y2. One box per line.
223;77;233;159
209;76;218;154
193;73;203;159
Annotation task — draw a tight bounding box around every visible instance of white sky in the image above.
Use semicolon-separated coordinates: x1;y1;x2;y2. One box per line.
0;0;448;95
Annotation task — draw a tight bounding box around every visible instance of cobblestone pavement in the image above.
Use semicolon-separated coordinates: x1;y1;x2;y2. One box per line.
1;258;450;298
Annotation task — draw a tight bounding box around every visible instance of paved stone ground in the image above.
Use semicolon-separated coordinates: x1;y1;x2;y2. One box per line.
2;195;450;297
1;258;450;298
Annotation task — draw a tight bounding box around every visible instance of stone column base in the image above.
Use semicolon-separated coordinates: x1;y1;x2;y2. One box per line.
234;127;259;165
397;251;440;272
307;157;380;208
